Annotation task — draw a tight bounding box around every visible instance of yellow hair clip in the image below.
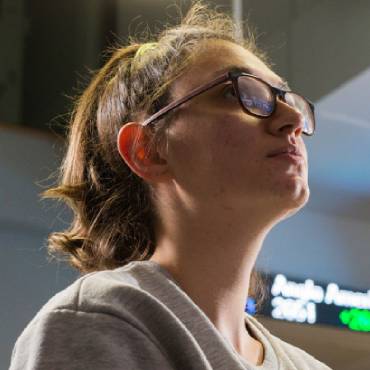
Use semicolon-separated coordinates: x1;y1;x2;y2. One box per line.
135;42;158;58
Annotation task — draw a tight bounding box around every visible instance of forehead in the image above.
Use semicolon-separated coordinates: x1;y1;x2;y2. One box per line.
172;39;285;96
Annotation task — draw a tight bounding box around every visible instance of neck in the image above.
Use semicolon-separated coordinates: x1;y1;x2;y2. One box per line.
150;189;280;359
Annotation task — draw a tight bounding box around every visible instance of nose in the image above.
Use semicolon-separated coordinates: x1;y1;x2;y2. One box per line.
267;99;305;138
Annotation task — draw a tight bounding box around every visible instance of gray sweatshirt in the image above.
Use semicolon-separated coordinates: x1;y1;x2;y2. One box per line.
10;260;332;370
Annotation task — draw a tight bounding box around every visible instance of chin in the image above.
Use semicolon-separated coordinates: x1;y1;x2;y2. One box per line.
282;183;310;218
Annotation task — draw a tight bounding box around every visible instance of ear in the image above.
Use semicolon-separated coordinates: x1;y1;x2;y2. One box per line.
117;122;170;182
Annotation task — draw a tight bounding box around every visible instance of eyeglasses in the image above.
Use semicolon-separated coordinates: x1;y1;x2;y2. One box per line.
141;68;315;136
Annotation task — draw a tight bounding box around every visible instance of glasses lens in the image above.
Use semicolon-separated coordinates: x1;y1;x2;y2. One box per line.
237;76;274;116
284;93;315;135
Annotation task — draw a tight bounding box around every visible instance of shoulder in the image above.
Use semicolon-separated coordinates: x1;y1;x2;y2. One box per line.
16;260;174;343
246;314;332;370
10;265;173;369
271;334;332;369
30;264;150;323
10;305;172;370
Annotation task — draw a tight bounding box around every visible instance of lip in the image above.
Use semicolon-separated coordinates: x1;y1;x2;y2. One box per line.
270;152;304;165
267;146;304;164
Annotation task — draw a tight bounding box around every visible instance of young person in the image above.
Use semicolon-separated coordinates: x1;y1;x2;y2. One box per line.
10;2;331;369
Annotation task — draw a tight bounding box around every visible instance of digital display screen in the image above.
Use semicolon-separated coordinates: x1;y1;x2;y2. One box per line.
245;273;370;333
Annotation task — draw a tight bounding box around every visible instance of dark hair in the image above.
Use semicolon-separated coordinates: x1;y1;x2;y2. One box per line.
43;1;270;308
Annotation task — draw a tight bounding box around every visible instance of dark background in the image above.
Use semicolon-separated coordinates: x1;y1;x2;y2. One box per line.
2;0;220;133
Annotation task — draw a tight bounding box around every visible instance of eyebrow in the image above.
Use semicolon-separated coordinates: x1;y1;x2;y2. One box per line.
211;65;291;91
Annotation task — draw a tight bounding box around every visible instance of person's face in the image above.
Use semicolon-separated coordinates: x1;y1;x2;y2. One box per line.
163;39;309;216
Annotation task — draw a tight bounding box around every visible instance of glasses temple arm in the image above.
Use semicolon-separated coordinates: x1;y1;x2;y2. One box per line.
141;73;230;126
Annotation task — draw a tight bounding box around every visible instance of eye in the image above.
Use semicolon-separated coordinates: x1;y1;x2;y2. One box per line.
222;84;237;99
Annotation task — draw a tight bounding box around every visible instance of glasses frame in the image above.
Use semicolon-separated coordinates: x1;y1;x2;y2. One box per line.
141;68;315;136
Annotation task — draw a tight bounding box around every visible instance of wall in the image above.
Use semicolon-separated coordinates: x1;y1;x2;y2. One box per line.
257;204;370;291
0;126;77;368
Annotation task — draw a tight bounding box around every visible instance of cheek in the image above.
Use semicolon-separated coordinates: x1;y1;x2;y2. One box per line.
166;112;263;197
165;117;210;183
207;117;261;176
